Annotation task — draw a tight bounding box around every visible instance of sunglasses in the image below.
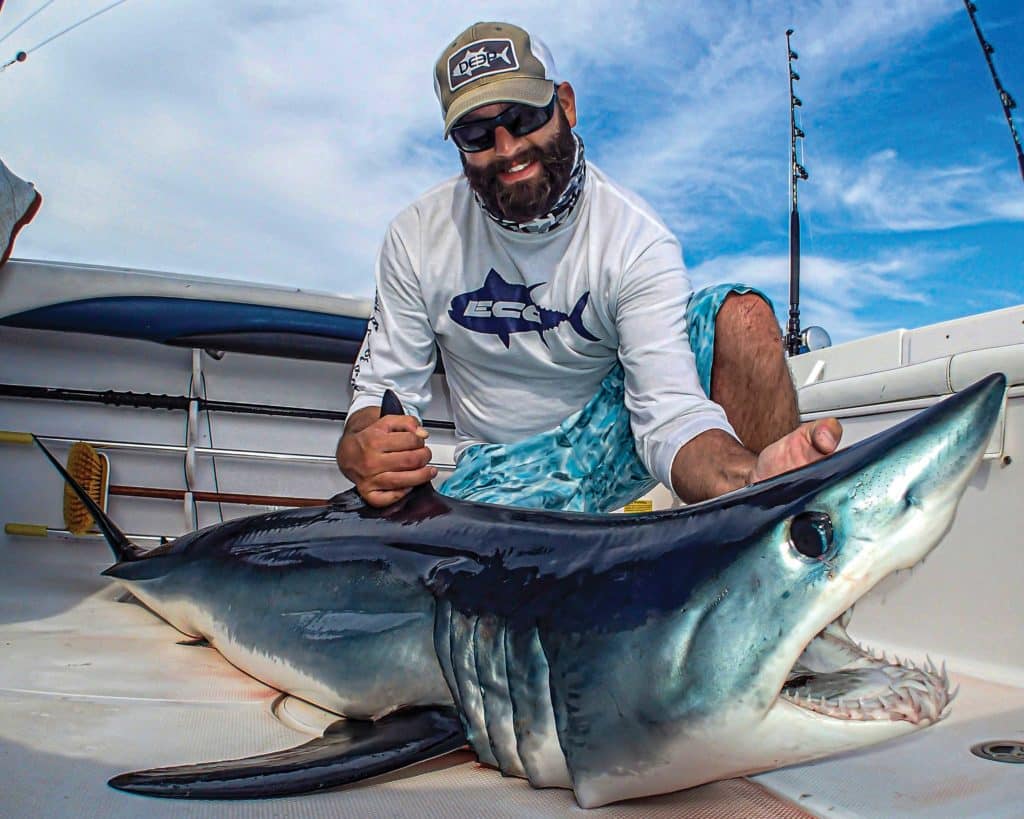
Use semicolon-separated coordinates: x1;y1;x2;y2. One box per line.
449;95;557;153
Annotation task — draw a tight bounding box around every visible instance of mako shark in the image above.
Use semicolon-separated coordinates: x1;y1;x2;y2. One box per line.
39;373;1006;807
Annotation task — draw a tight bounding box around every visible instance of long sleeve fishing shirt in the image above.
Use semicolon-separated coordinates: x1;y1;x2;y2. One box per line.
348;163;737;491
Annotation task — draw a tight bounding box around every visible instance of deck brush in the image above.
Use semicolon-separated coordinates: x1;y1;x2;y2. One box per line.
64;441;109;534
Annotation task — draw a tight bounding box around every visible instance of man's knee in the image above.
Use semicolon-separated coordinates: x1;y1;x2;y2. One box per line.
716;292;781;350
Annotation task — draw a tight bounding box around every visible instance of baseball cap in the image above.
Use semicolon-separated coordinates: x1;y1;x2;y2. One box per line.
433;22;560;137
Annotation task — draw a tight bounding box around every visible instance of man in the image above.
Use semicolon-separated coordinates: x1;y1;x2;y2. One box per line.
337;21;841;511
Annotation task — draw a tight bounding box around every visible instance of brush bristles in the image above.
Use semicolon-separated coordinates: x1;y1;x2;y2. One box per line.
64;442;109;535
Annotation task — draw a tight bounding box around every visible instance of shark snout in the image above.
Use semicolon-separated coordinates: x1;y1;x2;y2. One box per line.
910;372;1006;498
859;373;1006;533
823;373;1006;508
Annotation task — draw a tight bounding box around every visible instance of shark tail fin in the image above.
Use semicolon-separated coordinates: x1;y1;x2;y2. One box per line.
108;705;466;799
33;436;145;562
568;292;600;342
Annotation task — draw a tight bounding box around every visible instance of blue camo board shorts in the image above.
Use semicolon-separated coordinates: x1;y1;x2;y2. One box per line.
439;283;770;512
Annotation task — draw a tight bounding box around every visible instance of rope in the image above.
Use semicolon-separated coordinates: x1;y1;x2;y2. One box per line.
0;0;58;46
2;0;131;72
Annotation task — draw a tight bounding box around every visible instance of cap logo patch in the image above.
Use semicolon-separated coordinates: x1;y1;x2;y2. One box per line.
448;38;519;91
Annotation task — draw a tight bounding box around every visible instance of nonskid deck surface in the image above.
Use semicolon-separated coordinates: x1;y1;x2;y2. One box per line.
1;535;1021;818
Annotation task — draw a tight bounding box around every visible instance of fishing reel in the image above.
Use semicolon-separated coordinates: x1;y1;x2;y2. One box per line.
784;325;831;357
800;325;832;353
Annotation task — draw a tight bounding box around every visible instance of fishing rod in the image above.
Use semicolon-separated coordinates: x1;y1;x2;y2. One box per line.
963;1;1024;184
785;29;809;358
0;0;57;46
0;382;457;430
1;0;130;73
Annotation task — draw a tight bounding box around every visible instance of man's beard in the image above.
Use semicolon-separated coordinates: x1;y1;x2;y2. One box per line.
461;107;577;224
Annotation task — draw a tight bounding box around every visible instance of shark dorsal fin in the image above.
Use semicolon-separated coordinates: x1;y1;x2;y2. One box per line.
327;488;368;511
380;389;406;418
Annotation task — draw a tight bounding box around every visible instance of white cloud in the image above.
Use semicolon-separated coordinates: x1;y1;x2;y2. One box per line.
687;245;962;344
812;149;1024;232
3;0;682;294
590;1;959;243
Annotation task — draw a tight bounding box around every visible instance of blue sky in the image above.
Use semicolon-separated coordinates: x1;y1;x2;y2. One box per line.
3;0;1022;344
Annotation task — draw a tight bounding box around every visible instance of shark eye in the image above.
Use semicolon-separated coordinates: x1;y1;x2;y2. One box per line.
790;512;834;559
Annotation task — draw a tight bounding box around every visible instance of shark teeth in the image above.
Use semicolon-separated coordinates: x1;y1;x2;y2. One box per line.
781;662;953;725
782;621;954;725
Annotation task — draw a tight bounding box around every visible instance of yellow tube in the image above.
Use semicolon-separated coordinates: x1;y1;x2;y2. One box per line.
4;523;49;537
0;430;34;445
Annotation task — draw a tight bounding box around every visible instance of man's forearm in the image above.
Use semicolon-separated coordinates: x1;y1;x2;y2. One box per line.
669;429;756;503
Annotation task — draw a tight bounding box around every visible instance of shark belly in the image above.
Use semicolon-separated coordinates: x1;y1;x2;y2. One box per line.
119;557;452;719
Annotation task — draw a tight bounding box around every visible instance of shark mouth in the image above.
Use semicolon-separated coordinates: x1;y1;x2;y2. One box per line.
779;610;956;725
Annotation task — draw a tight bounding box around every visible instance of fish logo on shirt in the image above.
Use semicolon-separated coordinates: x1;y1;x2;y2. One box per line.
448;269;600;348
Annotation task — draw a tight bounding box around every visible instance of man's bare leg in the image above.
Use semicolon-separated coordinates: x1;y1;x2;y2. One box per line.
709;292;801;453
671;291;842;500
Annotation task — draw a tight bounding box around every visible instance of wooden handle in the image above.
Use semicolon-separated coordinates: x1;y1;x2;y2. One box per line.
109;485;327;508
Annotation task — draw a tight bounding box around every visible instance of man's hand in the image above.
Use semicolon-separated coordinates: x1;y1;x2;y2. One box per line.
336;406;438;507
670;418;843;503
749;418;842;485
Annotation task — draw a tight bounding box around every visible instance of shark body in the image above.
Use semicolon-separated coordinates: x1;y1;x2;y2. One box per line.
40;373;1007;807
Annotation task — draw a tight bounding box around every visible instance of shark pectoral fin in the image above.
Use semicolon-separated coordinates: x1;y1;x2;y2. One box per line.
107;706;466;799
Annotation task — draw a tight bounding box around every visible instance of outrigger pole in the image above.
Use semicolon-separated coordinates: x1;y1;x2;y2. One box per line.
785;29;808;357
963;1;1024;184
